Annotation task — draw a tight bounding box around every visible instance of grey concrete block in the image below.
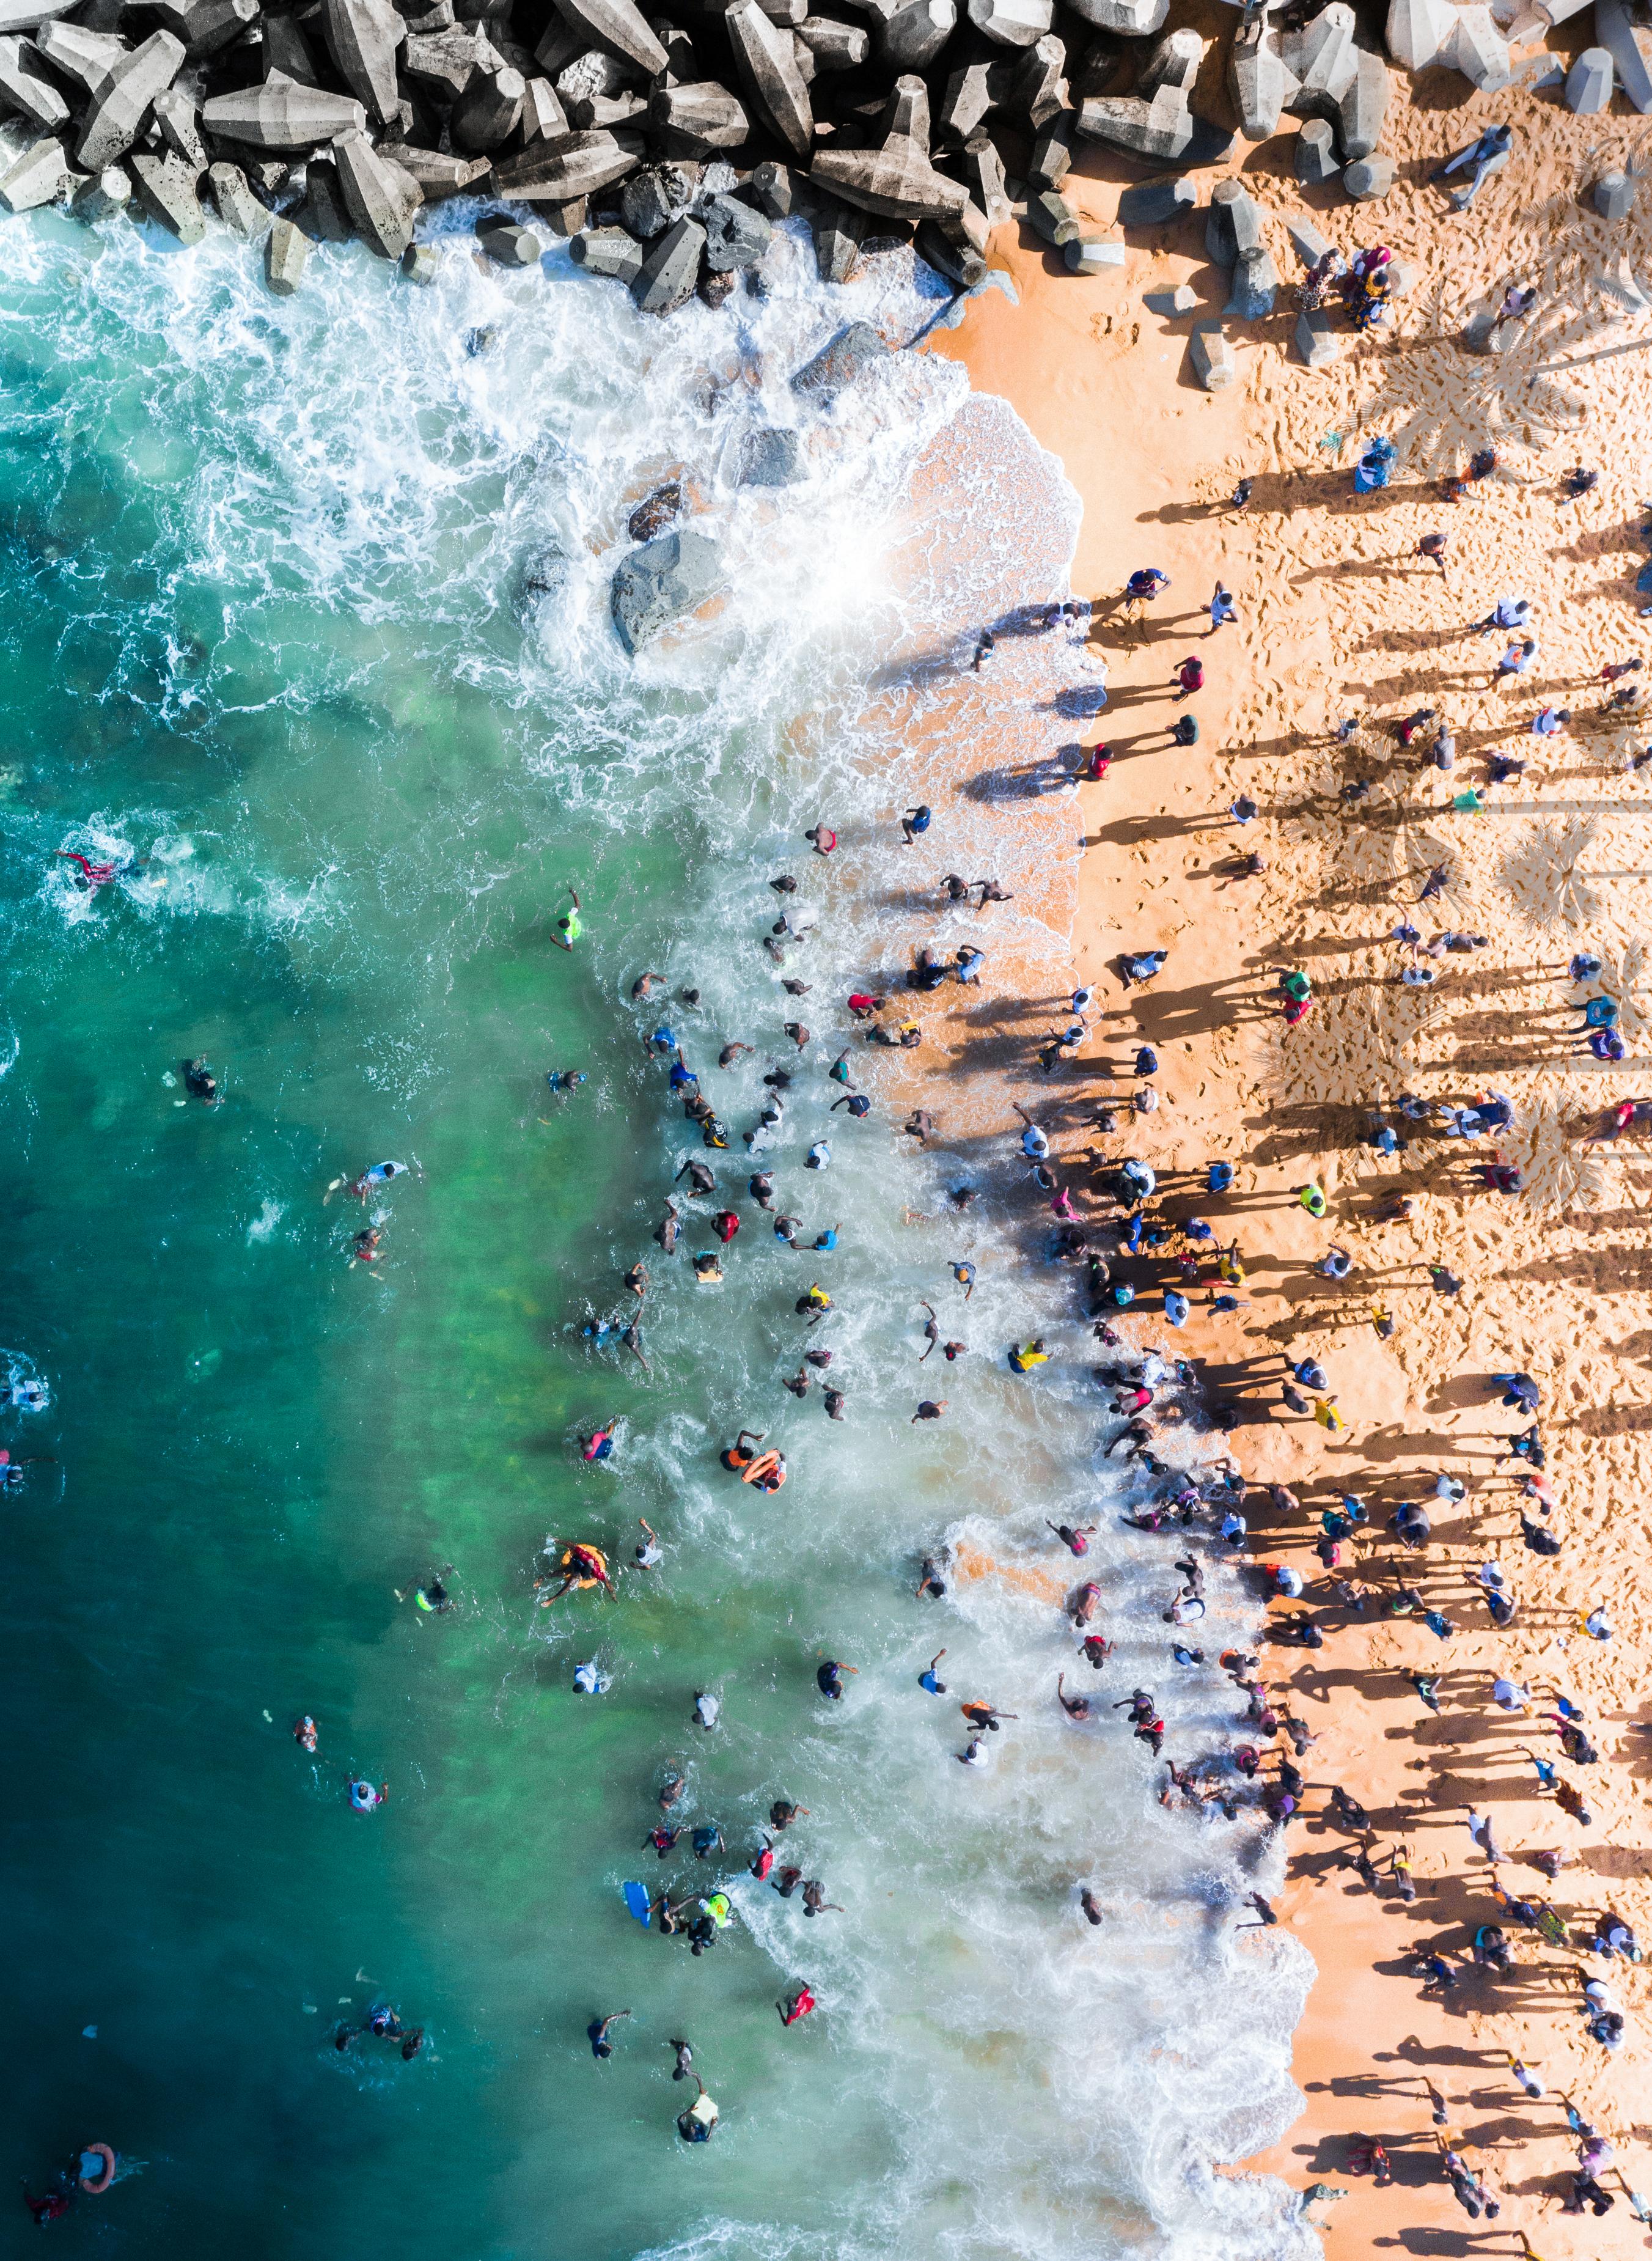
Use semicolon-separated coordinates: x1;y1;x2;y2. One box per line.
1283;207;1332;266
129;145;205;241
493;128;644;201
1144;279;1195;312
806;182;865;281
1283;1;1357;109
1566;45;1613;111
1294;116;1339;184
400;240;442;282
1064;230;1125;270
1597;0;1652;112
521;77;569;142
152;84;206;171
320;0;403;125
548;0;667;77
1029;108;1076;185
0;34;67;129
1139;23;1202;92
1065;0;1166;32
878;0;955;70
332;128;421;257
150;0;254;51
1028;184;1078;242
1205;176;1261;265
207;158;268;238
1230;28;1288;140
1384;0;1450;68
1224;241;1277;317
632;211;704;312
0;131;70;207
650;81;749;151
265;212;309;291
401;24;494;97
70;161;130;218
569;222;645;281
967;0;1051;46
1295;304;1341;365
451;63;525;152
33;20;127;94
1188;321;1236;389
1595;167;1636;219
1343;152;1395;200
387;145;489;199
1117;174;1194;226
810;131;969;221
960;134;1010;226
1005;31;1068;127
724;0;812;158
917;215;985;284
796;16;867;69
299;153;350;240
477;215;542;262
202;74;367;150
1445;4;1510;90
1336;46;1387;161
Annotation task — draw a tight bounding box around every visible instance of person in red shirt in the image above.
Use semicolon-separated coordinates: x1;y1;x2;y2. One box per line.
779;1985;817;2027
1172;656;1204;700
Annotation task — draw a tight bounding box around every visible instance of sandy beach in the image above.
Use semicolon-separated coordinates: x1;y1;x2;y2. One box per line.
922;50;1652;2252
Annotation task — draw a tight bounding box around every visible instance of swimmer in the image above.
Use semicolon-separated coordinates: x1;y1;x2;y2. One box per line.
1057;1674;1093;1721
912;1400;947;1422
654;1201;681;1253
293;1713;318;1751
951;1261;976;1299
693;1690;721;1730
351;1227;381;1264
348;1778;387;1812
553;885;582;950
919;1649;949;1694
54;847;129;889
721;1427;765;1471
670;2039;694;2081
769;1798;809;1829
635;1520;663;1568
1080;1888;1104;1925
779;1984;817;2026
675;1157;715;1196
817;1658;857;1699
340;1159;409;1202
961;1699;1016;1732
546;1070;587;1094
1048;1520;1098;1556
581;1418;619;1463
916;1556;946;1598
804;824;837;855
182;1056;221;1105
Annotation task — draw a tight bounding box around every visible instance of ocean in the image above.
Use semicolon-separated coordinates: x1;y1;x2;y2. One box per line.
0;197;1313;2259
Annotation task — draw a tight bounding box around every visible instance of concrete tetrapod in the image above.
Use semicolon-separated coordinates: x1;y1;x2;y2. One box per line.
129;147;205;241
321;0;403;125
493;129;644;200
1188;323;1236;390
1596;0;1652;111
1065;0;1166;31
548;0;667;79
723;0;813;156
332;127;422;258
79;34;187;174
966;0;1052;48
650;81;749;151
0;34;68;128
265;213;309;292
1565;45;1613;111
202;72;367;149
0;133;73;208
632;213;705;311
207;158;270;238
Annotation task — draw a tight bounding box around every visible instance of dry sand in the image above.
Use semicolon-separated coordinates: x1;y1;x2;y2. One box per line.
912;40;1652;2254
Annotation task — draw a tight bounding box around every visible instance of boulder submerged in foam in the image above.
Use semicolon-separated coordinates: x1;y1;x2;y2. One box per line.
611;528;726;653
789;320;890;399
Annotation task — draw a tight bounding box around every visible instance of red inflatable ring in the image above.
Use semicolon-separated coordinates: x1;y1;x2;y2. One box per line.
79;2144;115;2195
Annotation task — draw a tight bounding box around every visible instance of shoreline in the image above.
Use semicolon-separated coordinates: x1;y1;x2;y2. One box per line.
927;59;1652;2253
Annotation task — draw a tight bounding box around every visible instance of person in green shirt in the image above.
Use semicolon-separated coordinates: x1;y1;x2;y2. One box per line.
554;886;582;950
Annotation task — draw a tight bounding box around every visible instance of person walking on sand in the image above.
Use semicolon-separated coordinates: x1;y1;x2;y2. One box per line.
1417;531;1448;574
1209;583;1237;631
1172;656;1204;701
900;806;932;847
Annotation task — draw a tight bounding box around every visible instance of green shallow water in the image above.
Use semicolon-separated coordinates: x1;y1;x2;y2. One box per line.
0;206;1309;2261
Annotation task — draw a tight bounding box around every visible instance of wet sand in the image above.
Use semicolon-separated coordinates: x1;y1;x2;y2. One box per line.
925;54;1652;2251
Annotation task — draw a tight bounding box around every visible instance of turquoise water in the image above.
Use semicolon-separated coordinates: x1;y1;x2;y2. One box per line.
1;203;1310;2260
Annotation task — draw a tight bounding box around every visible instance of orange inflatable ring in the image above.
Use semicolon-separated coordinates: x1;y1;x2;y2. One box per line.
79;2144;115;2196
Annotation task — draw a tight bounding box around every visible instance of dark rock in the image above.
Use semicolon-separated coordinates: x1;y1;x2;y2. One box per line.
740;427;804;483
699;263;736;305
790;319;889;397
620;159;698;235
611;528;725;653
702;188;772;267
628;483;681;540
